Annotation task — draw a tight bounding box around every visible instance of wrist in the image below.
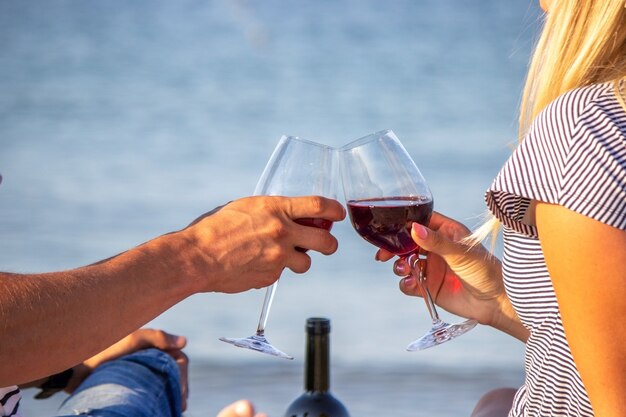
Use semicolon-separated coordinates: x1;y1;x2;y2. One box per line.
158;228;214;295
490;293;529;342
142;230;204;298
475;257;529;342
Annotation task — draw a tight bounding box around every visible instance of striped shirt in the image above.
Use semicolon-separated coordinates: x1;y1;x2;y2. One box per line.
0;386;22;417
486;81;626;416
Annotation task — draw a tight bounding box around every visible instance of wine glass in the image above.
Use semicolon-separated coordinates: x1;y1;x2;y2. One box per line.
219;135;337;359
339;130;477;351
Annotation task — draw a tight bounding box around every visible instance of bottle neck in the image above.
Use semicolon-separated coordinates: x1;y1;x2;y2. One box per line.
305;331;330;392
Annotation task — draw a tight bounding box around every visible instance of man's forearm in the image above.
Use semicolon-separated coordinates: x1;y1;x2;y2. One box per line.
0;231;195;386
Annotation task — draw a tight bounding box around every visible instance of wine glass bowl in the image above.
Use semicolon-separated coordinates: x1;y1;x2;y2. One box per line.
219;135;338;360
346;196;433;256
340;129;476;350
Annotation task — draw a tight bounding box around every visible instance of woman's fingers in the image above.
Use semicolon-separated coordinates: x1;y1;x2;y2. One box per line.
375;249;396;262
393;258;410;276
410;222;472;259
410;223;445;254
375;211;472;264
399;274;421;296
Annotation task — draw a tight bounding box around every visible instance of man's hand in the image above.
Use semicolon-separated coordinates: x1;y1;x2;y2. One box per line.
182;195;346;293
68;329;189;410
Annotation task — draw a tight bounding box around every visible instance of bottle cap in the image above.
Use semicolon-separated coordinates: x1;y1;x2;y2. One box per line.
306;317;330;334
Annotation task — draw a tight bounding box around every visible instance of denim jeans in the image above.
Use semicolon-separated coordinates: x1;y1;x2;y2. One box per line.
54;349;182;417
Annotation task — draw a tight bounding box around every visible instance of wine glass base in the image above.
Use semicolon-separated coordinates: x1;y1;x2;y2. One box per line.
219;334;294;360
406;319;478;351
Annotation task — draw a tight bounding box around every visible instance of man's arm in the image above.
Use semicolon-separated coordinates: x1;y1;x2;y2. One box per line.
0;195;345;386
0;234;192;386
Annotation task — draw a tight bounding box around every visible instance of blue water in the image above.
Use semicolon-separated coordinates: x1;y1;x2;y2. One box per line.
0;1;543;416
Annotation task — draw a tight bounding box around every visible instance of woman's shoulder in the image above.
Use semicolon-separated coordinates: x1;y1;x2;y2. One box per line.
553;81;616;106
538;82;623;130
526;81;626;152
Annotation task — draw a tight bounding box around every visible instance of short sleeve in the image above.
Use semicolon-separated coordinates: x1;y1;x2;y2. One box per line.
486;82;626;236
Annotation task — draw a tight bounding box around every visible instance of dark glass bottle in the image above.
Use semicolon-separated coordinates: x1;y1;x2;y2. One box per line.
283;318;350;417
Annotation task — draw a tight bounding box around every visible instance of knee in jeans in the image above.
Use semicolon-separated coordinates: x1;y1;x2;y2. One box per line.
123;348;179;375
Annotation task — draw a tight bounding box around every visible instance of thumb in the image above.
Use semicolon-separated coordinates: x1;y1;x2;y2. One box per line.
165;333;187;349
411;223;467;258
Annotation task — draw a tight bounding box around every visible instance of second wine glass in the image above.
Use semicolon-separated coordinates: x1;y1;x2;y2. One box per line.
339;129;477;351
219;135;337;359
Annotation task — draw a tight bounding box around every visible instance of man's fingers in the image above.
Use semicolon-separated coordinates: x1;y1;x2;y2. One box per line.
286;196;346;222
285;251;313;274
131;329;187;350
291;224;339;255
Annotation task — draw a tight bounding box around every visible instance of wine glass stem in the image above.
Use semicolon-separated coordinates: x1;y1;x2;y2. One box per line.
407;253;442;325
255;280;279;336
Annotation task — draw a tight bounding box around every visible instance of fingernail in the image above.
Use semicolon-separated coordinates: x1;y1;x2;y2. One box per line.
171;335;186;347
412;223;428;240
402;276;415;288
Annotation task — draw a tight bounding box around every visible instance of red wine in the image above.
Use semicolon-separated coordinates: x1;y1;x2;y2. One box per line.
347;196;433;255
294;218;333;252
283;318;350;417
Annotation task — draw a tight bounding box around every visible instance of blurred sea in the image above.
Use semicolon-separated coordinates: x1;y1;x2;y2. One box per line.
0;1;544;416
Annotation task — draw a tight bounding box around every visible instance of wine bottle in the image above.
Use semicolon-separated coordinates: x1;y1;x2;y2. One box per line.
283;317;350;417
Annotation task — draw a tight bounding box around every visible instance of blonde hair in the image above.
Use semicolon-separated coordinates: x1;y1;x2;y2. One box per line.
520;0;626;135
473;0;626;246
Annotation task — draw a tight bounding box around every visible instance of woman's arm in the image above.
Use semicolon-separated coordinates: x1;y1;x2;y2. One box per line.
536;202;626;416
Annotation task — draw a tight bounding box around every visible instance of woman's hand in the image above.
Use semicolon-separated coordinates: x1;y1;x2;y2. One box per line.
68;329;189;410
377;212;527;340
182;195;346;294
